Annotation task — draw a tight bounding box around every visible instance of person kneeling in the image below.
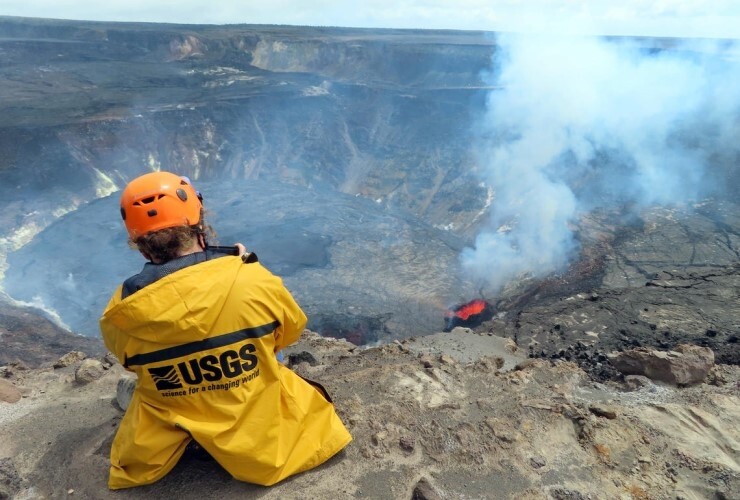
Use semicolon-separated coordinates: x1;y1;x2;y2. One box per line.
99;171;352;489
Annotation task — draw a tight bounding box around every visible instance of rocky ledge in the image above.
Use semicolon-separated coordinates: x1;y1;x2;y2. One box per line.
0;325;737;499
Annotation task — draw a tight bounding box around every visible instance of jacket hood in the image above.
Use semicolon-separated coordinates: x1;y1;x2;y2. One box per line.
101;256;244;345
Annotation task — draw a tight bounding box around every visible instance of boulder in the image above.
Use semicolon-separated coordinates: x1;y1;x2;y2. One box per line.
74;359;105;384
116;376;137;411
530;456;547;469
608;344;714;386
589;404;617;419
412;478;442;500
624;374;652;390
0;379;22;403
102;352;119;368
399;436;415;452
53;351;86;368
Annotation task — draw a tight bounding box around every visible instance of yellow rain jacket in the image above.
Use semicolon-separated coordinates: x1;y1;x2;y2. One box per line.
99;255;352;489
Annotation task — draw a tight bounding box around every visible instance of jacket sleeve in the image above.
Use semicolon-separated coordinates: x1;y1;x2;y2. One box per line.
273;281;307;353
99;285;134;371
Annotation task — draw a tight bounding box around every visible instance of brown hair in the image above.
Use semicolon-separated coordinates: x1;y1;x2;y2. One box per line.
129;210;216;263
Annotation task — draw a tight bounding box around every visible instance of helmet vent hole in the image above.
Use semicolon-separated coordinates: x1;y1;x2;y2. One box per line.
120;207;126;220
141;196;156;204
147;209;158;217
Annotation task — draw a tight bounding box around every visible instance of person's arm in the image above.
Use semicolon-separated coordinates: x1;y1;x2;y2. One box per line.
273;282;307;353
100;285;134;370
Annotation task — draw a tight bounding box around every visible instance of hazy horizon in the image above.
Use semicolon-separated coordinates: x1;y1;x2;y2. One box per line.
1;1;739;40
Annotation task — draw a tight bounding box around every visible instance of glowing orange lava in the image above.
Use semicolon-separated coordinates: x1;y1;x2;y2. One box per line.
446;299;488;320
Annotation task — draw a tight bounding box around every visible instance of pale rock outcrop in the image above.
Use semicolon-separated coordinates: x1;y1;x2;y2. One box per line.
169;35;205;60
74;359;105;384
609;344;715;386
0;379;22;403
53;351;86;368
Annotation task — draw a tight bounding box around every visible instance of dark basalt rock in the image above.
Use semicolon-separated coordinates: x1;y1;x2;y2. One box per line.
0;300;105;367
496;202;740;373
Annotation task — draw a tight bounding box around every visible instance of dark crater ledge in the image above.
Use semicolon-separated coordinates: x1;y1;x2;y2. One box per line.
477;200;740;378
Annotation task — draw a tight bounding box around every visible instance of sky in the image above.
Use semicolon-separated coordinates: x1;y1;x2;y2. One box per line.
1;0;739;39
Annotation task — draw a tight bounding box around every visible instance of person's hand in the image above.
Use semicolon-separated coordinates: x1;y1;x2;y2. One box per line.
235;243;247;256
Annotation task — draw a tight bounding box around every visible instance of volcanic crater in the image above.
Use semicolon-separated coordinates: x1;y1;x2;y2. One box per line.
0;17;738;380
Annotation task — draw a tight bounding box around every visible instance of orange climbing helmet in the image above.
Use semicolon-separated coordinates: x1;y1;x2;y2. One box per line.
120;171;202;239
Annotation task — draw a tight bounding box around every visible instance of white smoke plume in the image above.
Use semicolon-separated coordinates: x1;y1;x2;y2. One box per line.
462;34;740;291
